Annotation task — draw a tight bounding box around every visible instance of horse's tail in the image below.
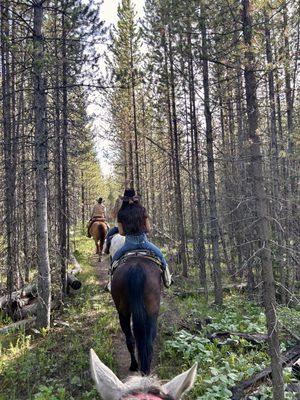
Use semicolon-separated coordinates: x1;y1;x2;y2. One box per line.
98;222;106;245
127;265;154;375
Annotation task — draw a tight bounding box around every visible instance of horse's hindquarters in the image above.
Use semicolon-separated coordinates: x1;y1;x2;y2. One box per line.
90;222;107;257
111;259;161;374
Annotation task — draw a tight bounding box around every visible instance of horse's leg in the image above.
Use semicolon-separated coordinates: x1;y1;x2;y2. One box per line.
99;241;103;256
118;313;138;372
151;316;158;341
95;239;99;255
98;242;102;262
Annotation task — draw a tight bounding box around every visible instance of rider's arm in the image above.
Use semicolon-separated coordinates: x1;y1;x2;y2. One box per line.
145;217;151;233
90;205;96;219
118;222;125;236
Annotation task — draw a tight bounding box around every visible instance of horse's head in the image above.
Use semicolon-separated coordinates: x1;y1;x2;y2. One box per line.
90;349;197;400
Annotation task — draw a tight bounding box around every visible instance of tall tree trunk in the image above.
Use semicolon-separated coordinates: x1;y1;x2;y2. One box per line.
1;0;14;297
264;10;286;300
282;3;296;298
33;0;51;329
60;5;68;297
168;27;188;276
130;36;140;193
201;10;223;304
81;171;85;232
187;29;207;297
242;1;284;398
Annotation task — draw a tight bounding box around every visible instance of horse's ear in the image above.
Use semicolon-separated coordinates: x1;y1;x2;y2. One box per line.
162;362;198;399
90;349;126;400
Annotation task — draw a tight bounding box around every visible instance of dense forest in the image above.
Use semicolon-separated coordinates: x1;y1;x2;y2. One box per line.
0;0;299;399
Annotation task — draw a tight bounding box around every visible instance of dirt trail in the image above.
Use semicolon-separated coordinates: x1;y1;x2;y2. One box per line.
93;254;180;380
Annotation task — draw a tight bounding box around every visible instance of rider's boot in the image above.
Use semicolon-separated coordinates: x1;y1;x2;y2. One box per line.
87;221;92;238
162;264;172;288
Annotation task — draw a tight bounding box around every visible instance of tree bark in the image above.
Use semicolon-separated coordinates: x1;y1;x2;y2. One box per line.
187;29;207;297
33;0;51;329
60;4;68;296
242;1;284;398
1;0;16;299
130;35;140;193
201;9;223;305
168;27;188;276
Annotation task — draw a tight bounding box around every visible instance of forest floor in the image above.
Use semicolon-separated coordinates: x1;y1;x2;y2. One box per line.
0;236;300;400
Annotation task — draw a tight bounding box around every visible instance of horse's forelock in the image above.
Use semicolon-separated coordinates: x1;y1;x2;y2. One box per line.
121;377;174;400
124;375;159;391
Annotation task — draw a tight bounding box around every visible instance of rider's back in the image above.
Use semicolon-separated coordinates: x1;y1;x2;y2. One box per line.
92;203;106;218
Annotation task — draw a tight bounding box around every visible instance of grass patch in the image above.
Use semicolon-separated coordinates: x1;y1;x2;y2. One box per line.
157;293;300;400
0;236;118;400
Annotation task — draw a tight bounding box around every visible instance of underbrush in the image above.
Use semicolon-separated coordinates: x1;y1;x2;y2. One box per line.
158;293;300;400
0;236;117;400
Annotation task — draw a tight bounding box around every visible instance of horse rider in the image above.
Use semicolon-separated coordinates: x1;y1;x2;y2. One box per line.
87;197;109;238
111;188;172;287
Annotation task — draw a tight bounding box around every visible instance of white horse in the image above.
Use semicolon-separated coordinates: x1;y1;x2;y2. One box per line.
109;233;125;259
103;233;125;292
90;348;197;400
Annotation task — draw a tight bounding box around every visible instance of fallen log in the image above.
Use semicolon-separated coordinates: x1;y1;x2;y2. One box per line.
69;253;81;274
12;299;60;321
209;331;268;345
173;283;247;298
11;296;32;311
67;253;82;291
13;301;38;321
231;344;300;399
67;272;82;291
20;284;38;298
0;283;37;309
0;317;36;335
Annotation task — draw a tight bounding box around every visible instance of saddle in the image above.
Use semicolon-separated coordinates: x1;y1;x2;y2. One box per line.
111;250;164;277
91;216;106;222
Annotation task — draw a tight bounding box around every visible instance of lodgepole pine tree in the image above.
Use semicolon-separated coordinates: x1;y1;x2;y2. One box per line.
33;0;51;329
242;1;284;398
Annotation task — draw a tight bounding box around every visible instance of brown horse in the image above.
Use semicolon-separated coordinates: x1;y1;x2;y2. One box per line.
111;255;161;375
90;221;107;261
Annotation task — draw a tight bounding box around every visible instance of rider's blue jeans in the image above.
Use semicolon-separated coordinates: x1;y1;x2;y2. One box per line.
111;233;167;269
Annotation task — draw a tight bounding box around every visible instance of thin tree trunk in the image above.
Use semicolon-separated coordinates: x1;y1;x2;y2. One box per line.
187;29;207;297
201;10;223;304
168;27;188;276
33;0;51;329
130;37;140;193
60;4;68;296
242;1;284;398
